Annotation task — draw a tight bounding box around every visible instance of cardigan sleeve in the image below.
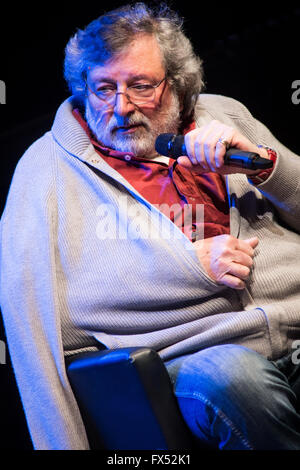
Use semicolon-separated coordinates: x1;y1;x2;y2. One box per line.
0;139;90;450
198;94;300;234
249;113;300;234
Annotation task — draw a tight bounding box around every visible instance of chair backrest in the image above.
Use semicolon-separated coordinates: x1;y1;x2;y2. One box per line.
66;347;195;450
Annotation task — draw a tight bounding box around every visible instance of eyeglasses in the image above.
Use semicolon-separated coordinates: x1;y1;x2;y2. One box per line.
86;76;166;106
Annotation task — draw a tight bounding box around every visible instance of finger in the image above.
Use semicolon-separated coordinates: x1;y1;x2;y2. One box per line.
232;251;254;269
243;237;259;249
200;125;229;171
215;139;228;168
215;234;255;260
201;128;219;171
176;156;206;174
186;128;212;169
176;156;193;168
236;238;259;257
219;273;246;290
214;128;235;167
227;262;251;280
185;125;223;170
184;131;200;165
215;258;251;281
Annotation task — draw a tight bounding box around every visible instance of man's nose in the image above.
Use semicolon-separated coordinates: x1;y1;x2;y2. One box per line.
113;92;135;116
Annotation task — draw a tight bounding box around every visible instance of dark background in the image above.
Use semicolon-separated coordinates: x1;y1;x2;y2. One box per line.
0;1;299;450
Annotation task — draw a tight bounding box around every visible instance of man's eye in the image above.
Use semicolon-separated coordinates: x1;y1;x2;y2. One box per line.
96;86;115;94
131;84;152;90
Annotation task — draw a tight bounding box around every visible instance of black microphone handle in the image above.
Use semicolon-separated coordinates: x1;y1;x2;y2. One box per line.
224;148;273;170
155;134;273;170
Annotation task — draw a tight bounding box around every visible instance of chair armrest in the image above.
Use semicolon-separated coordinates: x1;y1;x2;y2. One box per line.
66;347;194;450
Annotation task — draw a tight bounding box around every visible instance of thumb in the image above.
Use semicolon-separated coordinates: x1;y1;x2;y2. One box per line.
244;236;259;248
177;156;205;174
177;156;193;168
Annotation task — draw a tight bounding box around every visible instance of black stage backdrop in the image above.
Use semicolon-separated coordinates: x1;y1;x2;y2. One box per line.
0;1;299;450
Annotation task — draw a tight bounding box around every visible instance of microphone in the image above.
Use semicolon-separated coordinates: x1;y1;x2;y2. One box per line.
155;133;273;170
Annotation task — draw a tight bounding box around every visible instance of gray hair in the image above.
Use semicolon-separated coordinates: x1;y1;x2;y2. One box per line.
64;2;204;127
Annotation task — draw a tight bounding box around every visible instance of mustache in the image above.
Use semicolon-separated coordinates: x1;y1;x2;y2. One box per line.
92;109;149;133
91;106;173;135
111;117;149;133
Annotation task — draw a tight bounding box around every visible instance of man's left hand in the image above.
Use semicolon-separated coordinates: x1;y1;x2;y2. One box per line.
177;120;269;175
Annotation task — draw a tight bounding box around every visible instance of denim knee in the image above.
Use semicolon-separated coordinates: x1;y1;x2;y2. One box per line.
167;344;292;406
165;344;300;449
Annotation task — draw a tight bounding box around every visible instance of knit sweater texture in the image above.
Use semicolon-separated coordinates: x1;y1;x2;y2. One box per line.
1;94;300;449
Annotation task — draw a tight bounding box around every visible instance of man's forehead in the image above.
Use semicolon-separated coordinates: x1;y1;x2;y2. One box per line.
88;69;161;83
87;34;165;82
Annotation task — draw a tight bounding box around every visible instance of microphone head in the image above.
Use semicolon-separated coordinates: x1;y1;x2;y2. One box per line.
155;133;185;158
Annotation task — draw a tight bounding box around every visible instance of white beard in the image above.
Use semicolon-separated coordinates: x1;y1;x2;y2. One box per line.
85;93;181;158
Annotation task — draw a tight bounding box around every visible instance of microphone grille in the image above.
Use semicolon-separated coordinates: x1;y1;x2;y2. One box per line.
155;133;174;156
155;133;185;158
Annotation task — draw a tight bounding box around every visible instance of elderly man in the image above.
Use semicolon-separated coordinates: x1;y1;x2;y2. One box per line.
1;2;300;450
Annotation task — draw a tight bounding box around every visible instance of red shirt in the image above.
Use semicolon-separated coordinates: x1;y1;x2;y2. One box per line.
73;109;231;242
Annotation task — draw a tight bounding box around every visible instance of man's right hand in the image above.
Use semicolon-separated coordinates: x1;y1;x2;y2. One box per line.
194;235;259;290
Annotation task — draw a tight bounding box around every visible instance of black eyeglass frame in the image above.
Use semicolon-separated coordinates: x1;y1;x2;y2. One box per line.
85;76;167;106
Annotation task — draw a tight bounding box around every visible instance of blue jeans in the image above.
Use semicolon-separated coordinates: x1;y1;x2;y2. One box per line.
165;344;300;450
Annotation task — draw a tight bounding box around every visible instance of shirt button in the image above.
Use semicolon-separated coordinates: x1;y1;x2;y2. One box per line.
124;155;131;161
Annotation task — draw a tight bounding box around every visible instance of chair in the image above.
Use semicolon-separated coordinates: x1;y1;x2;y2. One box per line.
66;347;195;450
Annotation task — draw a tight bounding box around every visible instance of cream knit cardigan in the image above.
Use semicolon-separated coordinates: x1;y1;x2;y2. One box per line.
1;94;300;449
